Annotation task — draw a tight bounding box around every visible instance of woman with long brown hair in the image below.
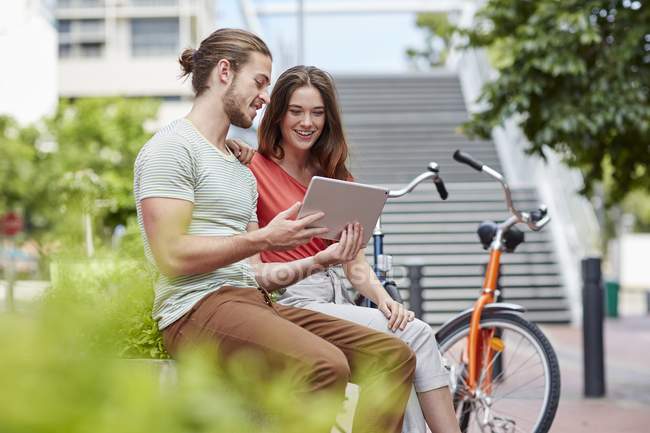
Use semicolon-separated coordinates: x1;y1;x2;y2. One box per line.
232;65;461;433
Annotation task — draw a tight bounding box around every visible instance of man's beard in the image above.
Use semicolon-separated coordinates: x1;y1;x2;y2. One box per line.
223;83;253;129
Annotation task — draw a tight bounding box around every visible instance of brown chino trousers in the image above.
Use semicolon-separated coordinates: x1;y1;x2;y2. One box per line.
163;286;416;433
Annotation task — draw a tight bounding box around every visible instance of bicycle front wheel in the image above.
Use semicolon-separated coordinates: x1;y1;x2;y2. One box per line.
437;312;560;433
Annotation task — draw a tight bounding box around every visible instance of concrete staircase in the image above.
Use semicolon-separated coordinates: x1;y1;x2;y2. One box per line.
334;72;571;325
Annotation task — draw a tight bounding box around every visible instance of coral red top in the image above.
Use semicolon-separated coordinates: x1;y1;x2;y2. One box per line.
248;153;332;263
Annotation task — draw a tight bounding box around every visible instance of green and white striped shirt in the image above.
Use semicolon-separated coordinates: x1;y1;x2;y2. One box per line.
134;118;259;330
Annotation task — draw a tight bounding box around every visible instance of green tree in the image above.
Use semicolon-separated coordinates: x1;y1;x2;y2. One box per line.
406;12;454;68
0;116;40;216
0;98;159;244
458;0;650;205
45;97;159;232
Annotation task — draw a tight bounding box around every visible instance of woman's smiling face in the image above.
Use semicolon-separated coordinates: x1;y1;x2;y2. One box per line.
280;85;326;153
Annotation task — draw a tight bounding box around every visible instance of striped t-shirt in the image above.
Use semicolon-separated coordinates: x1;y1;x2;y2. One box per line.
134;118;259;330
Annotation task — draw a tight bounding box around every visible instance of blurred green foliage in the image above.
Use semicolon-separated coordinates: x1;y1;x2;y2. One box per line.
46;220;166;359
621;190;650;231
0;98;383;431
406;12;454;68
0;97;159;249
0;226;346;432
458;0;650;206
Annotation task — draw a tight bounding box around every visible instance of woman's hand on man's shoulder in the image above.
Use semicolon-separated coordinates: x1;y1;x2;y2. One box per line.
225;138;256;165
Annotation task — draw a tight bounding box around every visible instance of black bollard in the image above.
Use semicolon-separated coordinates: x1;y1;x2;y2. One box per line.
408;265;423;319
582;257;606;397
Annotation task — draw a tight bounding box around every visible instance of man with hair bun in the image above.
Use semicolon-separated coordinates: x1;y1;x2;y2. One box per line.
134;28;415;433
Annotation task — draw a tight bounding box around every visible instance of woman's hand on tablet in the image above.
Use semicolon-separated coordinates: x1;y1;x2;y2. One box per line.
225;138;256;165
261;202;328;250
314;223;364;267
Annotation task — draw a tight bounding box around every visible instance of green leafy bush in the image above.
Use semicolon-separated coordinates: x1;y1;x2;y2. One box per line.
1;233;346;432
45;217;166;359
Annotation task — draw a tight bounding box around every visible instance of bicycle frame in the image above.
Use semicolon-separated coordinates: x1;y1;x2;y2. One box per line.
452;150;551;393
356;218;388;308
369;153;551;398
372;217;388;282
467;229;505;390
468;215;514;390
359;162;447;308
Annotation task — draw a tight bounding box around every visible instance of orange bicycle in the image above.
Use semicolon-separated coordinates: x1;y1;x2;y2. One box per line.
354;151;560;432
433;150;561;433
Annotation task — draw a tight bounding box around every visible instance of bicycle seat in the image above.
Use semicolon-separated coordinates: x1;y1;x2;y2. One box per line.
477;221;497;250
477;221;525;252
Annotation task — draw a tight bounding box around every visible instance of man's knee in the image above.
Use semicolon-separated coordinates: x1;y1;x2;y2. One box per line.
310;347;351;391
385;337;417;377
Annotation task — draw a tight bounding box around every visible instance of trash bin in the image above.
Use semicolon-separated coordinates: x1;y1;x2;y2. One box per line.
604;280;619;318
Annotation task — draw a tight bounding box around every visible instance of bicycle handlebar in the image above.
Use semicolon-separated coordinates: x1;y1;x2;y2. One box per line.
434;176;449;200
453;150;550;232
453;150;484;172
388;162;448;200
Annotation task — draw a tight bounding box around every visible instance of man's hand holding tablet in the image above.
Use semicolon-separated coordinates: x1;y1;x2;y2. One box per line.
260;201;364;268
261;202;328;251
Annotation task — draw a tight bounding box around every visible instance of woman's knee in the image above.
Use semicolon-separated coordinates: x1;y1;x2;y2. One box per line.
409;318;433;336
406;318;438;347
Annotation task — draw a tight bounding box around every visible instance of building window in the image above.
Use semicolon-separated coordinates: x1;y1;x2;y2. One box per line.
131;18;179;57
128;0;178;6
80;42;103;57
59;43;72;58
57;18;105;57
58;20;71;34
58;42;104;58
57;19;104;38
57;0;104;8
78;19;104;34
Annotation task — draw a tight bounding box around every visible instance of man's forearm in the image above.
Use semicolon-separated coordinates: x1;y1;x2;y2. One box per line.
253;257;328;291
162;229;270;277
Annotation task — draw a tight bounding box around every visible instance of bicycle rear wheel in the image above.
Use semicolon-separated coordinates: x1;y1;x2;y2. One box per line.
437;312;560;433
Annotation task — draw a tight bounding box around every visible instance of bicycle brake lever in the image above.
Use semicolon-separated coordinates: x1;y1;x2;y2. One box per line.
529;215;551;231
530;205;548;223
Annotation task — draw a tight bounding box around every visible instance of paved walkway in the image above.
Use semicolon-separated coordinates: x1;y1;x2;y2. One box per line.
541;315;650;433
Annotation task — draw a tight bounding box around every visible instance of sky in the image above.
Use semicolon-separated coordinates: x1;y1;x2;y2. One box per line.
215;0;429;74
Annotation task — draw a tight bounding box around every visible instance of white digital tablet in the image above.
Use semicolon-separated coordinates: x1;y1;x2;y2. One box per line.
298;176;388;245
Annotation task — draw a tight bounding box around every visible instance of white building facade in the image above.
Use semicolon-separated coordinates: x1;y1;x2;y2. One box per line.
0;0;58;125
55;0;216;121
